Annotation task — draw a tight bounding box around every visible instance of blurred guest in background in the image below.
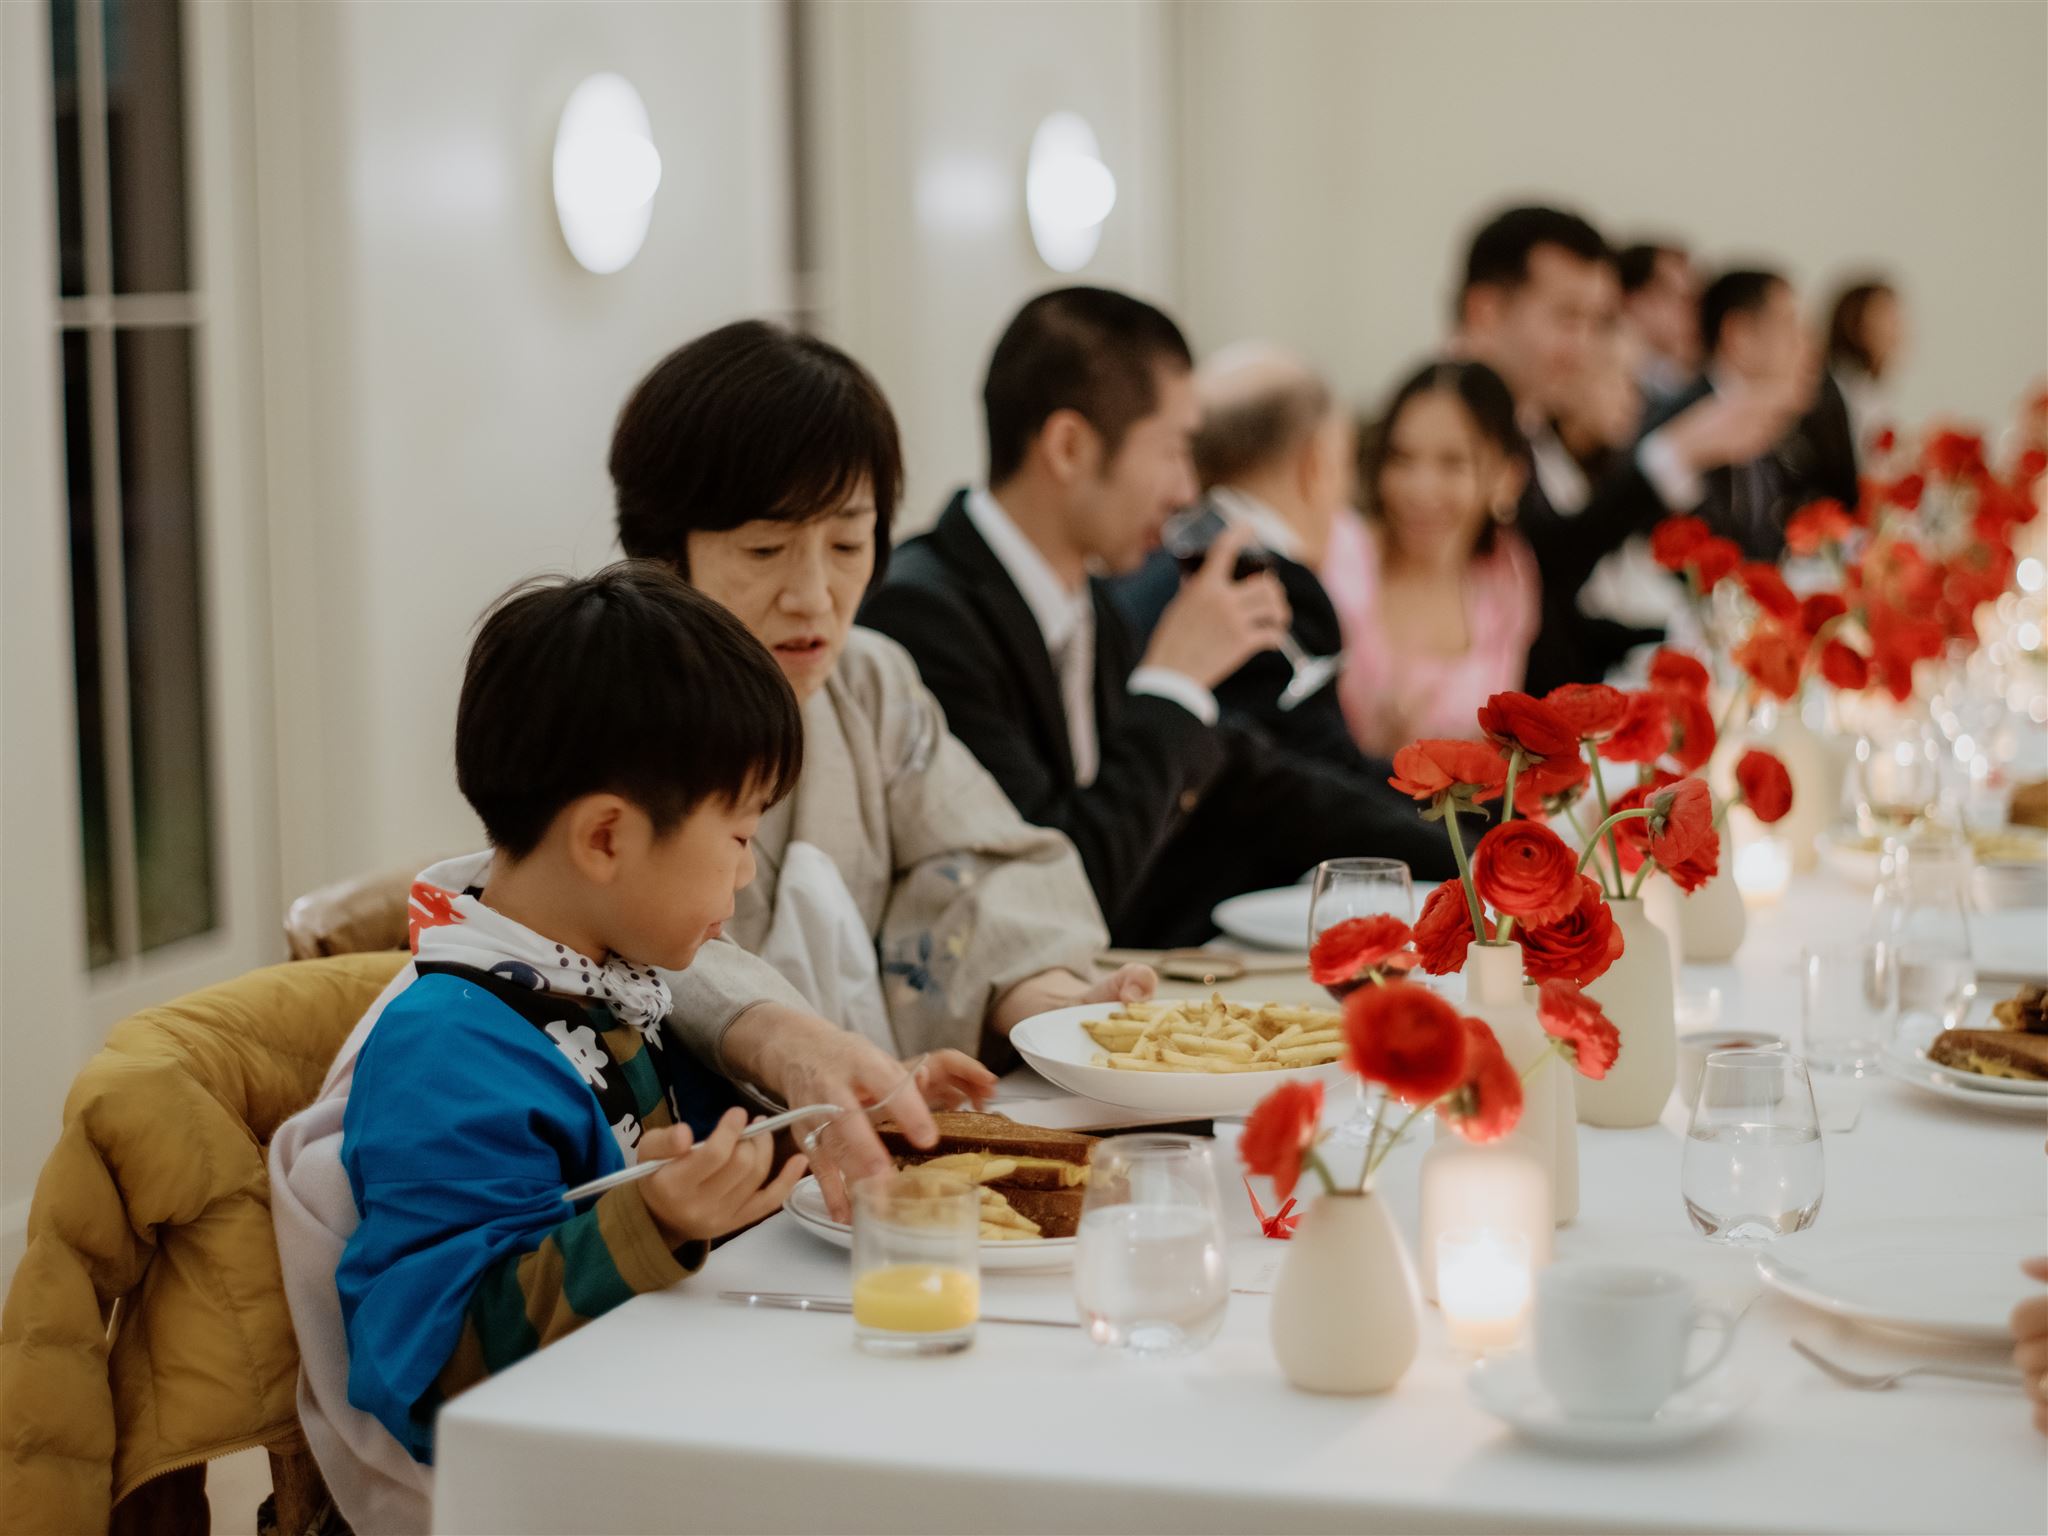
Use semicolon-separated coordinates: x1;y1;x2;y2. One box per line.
1113;342;1369;770
1324;360;1537;758
1616;240;1702;409
1646;266;1852;559
1826;276;1905;452
1453;205;1784;691
862;288;1455;949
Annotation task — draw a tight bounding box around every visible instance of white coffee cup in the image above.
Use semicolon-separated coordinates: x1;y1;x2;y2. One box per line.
1534;1264;1736;1418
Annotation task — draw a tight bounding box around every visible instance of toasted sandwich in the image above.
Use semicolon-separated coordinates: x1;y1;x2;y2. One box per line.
1928;1028;2048;1082
879;1112;1095;1239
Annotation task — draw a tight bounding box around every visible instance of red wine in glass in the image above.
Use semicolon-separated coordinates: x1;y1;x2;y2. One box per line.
1162;503;1276;583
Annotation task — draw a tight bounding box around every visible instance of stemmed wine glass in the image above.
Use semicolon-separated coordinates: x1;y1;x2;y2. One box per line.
1306;857;1414;1145
1159;504;1342;710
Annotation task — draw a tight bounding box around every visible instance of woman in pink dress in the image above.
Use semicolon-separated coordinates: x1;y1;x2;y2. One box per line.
1324;360;1540;758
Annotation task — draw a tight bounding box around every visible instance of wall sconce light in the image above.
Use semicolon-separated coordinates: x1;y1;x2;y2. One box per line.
552;73;662;274
1025;112;1116;273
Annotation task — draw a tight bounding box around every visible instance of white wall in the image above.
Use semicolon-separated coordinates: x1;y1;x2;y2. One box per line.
255;0;794;898
803;0;1180;533
1178;1;2048;431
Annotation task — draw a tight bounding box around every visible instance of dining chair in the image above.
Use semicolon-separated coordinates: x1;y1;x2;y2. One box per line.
282;861;424;960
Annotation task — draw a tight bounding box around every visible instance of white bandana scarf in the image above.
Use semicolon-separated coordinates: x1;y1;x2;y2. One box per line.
405;851;675;1046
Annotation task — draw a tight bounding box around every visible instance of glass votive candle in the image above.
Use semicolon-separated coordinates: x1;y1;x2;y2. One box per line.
1733;835;1792;906
850;1168;980;1356
1437;1229;1532;1354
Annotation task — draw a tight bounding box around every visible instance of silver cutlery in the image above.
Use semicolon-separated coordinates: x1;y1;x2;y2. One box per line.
1791;1338;2024;1391
560;1104;843;1203
719;1290;1080;1329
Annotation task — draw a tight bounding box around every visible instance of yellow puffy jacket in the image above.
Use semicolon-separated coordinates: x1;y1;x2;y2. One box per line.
0;951;406;1533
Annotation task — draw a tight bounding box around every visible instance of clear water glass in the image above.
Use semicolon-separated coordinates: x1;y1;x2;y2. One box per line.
1872;833;1978;1037
1853;713;1944;836
850;1168;980;1356
1307;857;1414;1144
1681;1050;1824;1244
1073;1135;1229;1357
1800;943;1897;1075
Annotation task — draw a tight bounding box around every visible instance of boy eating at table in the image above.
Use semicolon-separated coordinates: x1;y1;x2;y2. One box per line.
285;563;812;1527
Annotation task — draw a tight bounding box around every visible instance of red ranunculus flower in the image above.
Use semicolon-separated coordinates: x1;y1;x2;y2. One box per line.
1884;472;1925;512
1309;915;1416;988
1388;739;1510;801
1600;691;1671;764
1738;562;1799;622
1819;638;1871;691
1734;623;1802;701
2016;447;2048;489
1476;691;1579;763
1783;499;1855;555
1239;1079;1324;1202
1657;831;1721;894
1510;752;1591;818
1924;427;1986;482
1535;980;1621;1080
1544;682;1630;741
1412;881;1475;975
1735;749;1794;824
1344;983;1470;1105
1798;592;1849;637
1437;1015;1524;1144
1649;777;1713;864
1660;685;1718;772
1693;537;1743;592
1471;820;1582;925
1650;515;1710;570
1871;427;1897;456
1515;875;1625;986
1647;648;1711;699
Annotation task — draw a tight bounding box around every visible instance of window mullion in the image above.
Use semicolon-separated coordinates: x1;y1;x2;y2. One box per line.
75;0;142;964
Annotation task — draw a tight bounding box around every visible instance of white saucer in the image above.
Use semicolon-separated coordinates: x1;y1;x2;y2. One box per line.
1468;1354;1751;1452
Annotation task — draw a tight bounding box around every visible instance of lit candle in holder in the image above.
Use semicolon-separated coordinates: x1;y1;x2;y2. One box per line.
1437;1229;1531;1353
1734;834;1792;907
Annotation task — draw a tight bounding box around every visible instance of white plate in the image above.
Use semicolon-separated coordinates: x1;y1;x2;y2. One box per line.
1467;1354;1751;1452
1882;1019;2048;1098
1010;1001;1348;1116
1971;907;2048;983
783;1176;1076;1272
1211;881;1439;952
1879;1038;2048;1116
1757;1214;2047;1343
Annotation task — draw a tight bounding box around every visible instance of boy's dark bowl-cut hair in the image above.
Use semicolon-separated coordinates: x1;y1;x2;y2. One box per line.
457;561;804;858
610;320;903;586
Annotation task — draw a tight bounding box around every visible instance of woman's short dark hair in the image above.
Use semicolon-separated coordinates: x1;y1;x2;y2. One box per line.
982;286;1194;486
1357;359;1528;560
611;321;903;584
1826;278;1896;378
456;561;803;858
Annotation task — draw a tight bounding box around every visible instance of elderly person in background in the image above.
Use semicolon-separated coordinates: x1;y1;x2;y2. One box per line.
1112;342;1368;771
610;320;1154;1191
1617;240;1702;410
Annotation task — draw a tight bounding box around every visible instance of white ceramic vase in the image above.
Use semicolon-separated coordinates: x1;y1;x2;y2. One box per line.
1675;830;1747;961
1460;940;1578;1224
1756;700;1835;873
1270;1191;1419;1394
1578;898;1678;1128
1639;874;1686;987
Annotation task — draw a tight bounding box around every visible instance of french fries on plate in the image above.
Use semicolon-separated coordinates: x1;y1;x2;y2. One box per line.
1082;994;1345;1073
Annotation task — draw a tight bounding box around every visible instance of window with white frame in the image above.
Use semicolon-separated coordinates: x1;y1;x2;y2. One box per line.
48;0;215;968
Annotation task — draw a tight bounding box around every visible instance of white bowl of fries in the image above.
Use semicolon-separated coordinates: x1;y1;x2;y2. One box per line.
1010;996;1351;1115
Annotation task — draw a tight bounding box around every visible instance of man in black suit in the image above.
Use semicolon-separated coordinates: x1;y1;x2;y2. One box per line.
1111;343;1371;773
859;289;1455;948
1453;207;1791;692
1644;267;1857;562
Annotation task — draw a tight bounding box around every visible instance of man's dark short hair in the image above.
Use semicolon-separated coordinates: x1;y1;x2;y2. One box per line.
457;561;803;857
982;286;1194;486
1459;205;1610;317
1616;241;1687;296
611;320;902;586
1699;268;1787;358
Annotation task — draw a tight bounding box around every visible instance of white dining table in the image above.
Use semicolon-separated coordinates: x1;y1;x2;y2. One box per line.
431;872;2048;1535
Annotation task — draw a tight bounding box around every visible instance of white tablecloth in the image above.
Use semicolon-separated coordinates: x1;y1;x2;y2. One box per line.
432;874;2048;1535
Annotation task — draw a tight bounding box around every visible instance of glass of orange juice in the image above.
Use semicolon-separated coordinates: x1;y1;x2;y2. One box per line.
850;1168;980;1355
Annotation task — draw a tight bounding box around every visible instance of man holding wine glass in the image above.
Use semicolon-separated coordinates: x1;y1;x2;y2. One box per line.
863;286;1458;949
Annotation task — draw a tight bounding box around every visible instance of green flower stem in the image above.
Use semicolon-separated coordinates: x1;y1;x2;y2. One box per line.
1714;676;1752;741
1503;748;1523;826
1518;1037;1569;1084
1303;1144;1341;1199
1586;763;1626;896
1443;799;1488;939
1363;1101;1430;1188
1626;858;1654;900
1575;806;1657;886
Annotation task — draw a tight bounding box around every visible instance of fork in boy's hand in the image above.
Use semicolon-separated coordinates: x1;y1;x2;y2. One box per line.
559;1102;842;1204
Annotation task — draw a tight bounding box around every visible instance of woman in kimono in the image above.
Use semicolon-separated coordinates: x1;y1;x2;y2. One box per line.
609;320;1154;1199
